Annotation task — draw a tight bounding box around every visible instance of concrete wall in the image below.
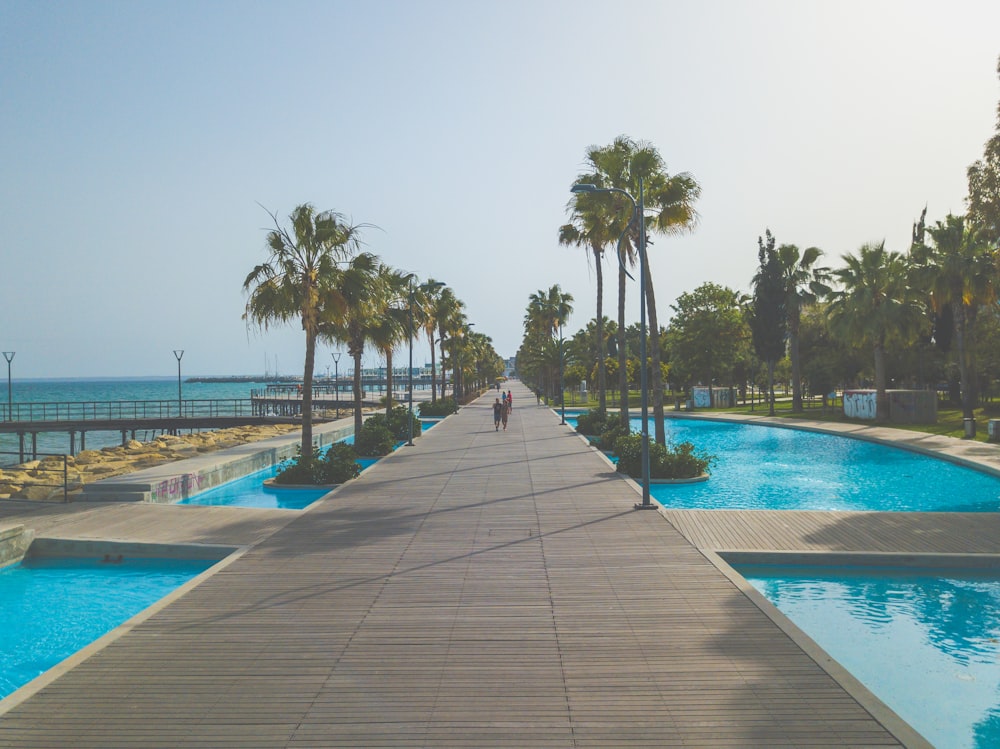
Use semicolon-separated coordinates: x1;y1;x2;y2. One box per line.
692;387;733;408
843;389;937;423
0;525;35;569
79;419;355;503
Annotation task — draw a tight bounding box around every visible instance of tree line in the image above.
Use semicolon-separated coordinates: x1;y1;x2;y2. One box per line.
520;55;1000;438
243;204;503;458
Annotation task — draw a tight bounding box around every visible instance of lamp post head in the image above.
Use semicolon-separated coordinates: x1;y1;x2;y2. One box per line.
332;352;341;363
173;350;184;361
570;183;599;194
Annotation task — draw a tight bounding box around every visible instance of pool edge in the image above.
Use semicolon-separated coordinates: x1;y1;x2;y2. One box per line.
0;544;249;717
703;548;936;749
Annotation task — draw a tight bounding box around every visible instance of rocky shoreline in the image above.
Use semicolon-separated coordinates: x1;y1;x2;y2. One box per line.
0;424;300;501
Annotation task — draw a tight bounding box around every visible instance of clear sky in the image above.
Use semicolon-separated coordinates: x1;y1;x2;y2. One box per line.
2;0;999;379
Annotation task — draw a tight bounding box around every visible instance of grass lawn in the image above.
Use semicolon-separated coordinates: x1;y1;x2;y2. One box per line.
708;401;996;442
553;389;1000;444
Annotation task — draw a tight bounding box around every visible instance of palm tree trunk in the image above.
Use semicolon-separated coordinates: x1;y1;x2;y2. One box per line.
643;260;666;446
385;349;394;416
301;330;316;459
789;304;802;412
956;305;973;420
439;336;447;401
767;360;776;417
874;341;889;421
429;333;437;403
617;263;629;428
352;349;364;435
593;244;607;412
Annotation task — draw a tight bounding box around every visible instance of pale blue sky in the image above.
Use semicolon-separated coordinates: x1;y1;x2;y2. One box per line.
2;0;998;378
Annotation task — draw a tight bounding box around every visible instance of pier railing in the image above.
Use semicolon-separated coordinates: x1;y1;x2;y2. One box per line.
0;399;255;423
0;451;69;502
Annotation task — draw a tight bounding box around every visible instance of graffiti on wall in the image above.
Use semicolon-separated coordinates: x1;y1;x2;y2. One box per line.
152;473;204;502
843;390;877;420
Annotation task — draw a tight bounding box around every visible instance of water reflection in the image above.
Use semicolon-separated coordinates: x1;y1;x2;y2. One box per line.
741;565;1000;749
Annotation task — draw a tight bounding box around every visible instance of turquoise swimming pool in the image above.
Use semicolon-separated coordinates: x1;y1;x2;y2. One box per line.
0;556;215;700
571;416;1000;511
740;564;1000;749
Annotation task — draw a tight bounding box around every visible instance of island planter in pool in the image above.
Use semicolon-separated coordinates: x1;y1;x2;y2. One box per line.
270;441;362;486
648;474;710;484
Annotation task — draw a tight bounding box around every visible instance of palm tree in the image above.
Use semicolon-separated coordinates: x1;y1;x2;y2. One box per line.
525;285;574;401
911;214;997;423
367;264;410;416
560;184;616;411
317;252;380;435
587;136;701;444
434;288;465;402
827;242;923;421
776;242;828;412
419;278;446;403
243;203;364;458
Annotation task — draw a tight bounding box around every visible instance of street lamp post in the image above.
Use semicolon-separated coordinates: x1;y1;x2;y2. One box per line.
2;352;14;422
332;352;341;417
408;280;445;446
571;181;652;508
173;350;184;417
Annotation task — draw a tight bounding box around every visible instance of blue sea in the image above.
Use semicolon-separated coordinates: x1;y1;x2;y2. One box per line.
0;377;261;463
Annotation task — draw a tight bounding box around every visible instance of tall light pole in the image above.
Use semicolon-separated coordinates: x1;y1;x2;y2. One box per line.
332;352;342;416
2;351;14;421
571;181;652;508
408;280;445;446
173;350;184;416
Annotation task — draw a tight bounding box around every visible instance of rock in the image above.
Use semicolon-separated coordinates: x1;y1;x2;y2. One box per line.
20;485;62;501
73;450;105;465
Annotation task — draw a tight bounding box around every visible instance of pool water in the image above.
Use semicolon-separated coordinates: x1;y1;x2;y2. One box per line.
0;556;214;700
569;416;1000;511
176;463;329;509
178;435;384;510
740;564;1000;749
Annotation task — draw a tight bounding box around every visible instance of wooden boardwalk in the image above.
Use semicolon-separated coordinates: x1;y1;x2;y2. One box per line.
0;384;939;747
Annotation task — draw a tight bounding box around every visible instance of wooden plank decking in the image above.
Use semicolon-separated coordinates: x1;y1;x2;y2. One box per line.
0;384;945;747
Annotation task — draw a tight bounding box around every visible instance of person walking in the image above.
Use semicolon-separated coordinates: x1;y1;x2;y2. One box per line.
506;390;513;411
493;398;503;431
501;398;510;431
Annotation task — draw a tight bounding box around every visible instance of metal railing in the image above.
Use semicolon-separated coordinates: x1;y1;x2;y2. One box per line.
0;451;69;502
1;399;255;423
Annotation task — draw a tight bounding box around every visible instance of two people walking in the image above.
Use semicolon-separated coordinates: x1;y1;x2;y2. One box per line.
493;390;513;431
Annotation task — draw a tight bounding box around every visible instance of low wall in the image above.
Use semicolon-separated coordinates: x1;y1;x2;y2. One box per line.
79;420;355;503
843;390;937;423
0;525;35;568
25;538;236;561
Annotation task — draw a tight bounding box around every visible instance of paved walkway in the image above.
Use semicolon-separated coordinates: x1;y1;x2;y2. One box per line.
0;385;925;747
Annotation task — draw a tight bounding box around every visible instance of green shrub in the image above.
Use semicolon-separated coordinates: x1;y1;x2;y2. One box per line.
613;435;715;480
273;441;361;485
575;408;610;435
598;421;630;453
354;419;396;456
418;398;458;417
366;406;421;441
319;442;362;484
